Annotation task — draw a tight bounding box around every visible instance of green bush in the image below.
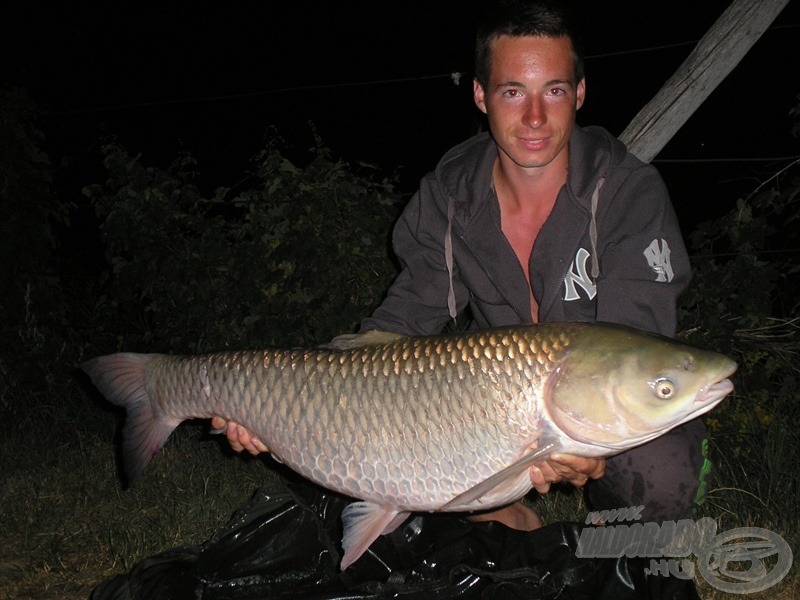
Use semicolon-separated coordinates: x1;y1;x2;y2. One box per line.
678;158;799;428
677;154;799;535
0;88;78;421
83;135;402;353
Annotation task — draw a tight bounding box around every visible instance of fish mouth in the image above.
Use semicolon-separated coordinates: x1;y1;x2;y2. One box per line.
695;378;734;406
693;360;737;408
662;362;737;435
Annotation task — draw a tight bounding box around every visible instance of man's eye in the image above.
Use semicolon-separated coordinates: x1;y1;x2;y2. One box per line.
549;87;566;96
503;89;521;98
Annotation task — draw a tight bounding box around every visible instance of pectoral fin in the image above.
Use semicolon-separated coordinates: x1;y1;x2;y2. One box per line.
440;440;558;511
340;502;410;570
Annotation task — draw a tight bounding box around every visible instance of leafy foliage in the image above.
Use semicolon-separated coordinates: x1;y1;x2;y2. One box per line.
677;154;800;533
680;171;799;338
678;158;799;413
83;136;401;353
0;88;77;416
0;88;57;283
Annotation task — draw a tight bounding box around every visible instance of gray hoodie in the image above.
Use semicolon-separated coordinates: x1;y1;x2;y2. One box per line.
361;125;690;337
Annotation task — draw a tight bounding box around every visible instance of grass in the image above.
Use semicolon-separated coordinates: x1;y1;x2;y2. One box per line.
0;387;268;599
693;430;799;598
1;370;797;599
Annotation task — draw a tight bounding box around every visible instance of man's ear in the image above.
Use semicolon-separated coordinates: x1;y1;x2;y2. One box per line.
576;78;586;110
473;78;488;114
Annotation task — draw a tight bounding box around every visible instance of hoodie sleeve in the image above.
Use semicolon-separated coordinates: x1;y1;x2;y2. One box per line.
594;163;690;337
359;174;466;335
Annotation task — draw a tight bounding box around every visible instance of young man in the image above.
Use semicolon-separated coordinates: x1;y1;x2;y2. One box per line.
215;0;704;528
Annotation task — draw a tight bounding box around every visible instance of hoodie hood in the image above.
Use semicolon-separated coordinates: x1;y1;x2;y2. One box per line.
434;125;630;229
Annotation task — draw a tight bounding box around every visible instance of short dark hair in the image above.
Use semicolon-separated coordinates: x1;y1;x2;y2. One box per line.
474;0;584;88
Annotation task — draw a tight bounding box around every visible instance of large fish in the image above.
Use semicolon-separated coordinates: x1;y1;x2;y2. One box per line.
82;322;735;569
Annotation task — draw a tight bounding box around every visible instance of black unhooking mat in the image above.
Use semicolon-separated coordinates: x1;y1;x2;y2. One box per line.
91;480;699;600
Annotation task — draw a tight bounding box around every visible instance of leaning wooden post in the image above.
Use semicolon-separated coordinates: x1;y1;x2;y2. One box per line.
619;0;790;163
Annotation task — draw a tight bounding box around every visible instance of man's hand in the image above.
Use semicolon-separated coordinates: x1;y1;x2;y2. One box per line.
529;454;605;493
470;453;604;531
211;417;269;455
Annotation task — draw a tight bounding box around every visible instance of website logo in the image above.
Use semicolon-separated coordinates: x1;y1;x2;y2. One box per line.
577;509;793;593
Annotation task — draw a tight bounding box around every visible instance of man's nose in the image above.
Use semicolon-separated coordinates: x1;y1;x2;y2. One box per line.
523;96;545;128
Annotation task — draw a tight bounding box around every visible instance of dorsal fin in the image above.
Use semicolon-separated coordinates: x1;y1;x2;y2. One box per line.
319;329;406;350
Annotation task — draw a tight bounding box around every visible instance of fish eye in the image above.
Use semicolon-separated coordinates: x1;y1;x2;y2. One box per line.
652;378;676;399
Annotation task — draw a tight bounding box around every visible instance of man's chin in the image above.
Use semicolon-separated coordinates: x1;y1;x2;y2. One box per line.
507;152;559;170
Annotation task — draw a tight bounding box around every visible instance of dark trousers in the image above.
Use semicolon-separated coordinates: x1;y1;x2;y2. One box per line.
585;418;708;522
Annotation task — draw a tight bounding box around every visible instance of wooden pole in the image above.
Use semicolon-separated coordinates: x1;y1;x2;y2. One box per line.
619;0;790;163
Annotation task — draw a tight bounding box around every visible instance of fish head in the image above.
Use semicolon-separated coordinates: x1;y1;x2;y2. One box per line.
544;323;737;453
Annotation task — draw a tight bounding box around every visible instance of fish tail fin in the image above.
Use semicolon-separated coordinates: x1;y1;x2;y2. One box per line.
82;353;176;485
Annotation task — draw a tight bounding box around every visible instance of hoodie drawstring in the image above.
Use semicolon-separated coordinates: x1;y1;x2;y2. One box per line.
445;194;457;320
445;176;604;318
590;177;605;279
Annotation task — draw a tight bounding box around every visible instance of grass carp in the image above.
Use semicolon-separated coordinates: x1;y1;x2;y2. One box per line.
82;322;736;569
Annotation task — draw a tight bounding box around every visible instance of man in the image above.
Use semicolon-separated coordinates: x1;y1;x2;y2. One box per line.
215;0;705;528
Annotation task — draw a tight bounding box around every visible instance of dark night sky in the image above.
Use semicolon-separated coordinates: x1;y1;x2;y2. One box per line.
3;1;800;230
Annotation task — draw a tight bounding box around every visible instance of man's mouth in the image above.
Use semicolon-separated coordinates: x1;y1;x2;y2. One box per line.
519;137;549;151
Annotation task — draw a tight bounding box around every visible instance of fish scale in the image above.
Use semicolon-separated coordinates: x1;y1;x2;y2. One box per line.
142;331;547;510
83;321;736;569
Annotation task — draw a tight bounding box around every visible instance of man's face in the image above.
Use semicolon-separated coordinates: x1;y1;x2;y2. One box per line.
474;35;585;172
